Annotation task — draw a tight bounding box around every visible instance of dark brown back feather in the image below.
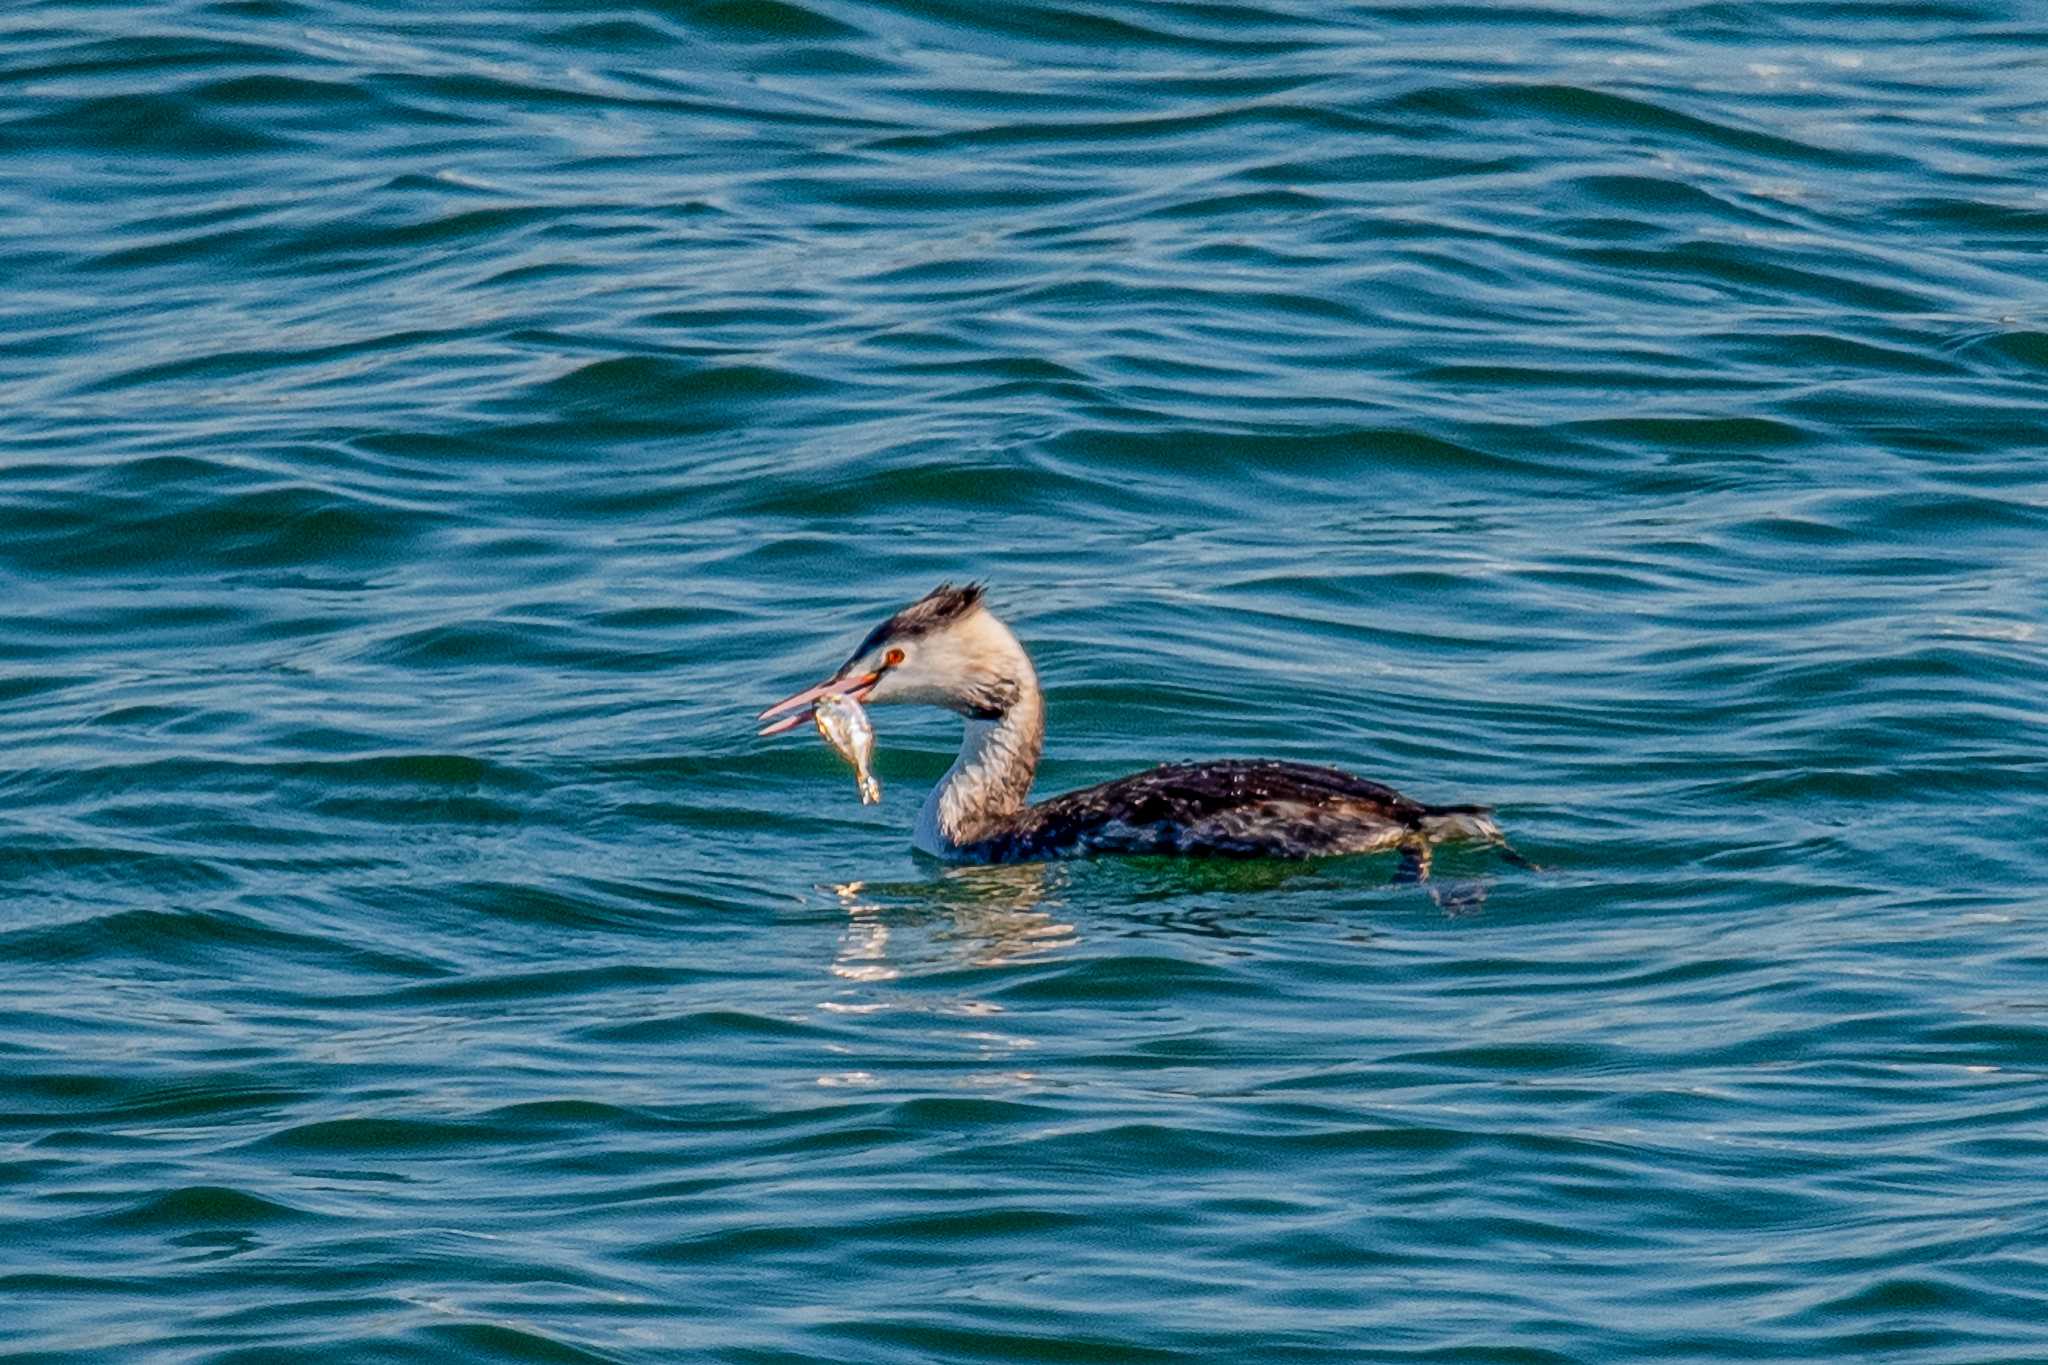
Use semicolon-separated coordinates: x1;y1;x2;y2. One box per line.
979;759;1432;861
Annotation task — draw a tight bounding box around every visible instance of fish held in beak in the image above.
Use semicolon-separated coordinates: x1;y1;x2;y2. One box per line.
812;692;881;805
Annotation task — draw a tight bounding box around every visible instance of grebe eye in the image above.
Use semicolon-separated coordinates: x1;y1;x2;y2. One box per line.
884;648;905;667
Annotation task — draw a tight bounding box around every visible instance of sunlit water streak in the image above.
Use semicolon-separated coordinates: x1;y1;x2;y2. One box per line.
3;1;2046;1360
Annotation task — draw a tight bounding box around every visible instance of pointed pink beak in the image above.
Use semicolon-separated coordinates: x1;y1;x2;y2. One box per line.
756;671;879;736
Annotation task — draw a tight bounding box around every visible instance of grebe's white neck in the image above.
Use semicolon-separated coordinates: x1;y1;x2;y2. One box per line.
913;680;1044;860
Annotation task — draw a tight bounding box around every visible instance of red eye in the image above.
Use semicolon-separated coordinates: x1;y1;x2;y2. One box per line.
884;648;905;667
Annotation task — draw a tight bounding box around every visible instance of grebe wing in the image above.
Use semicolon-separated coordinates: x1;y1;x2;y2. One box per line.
1045;759;1422;823
996;759;1435;860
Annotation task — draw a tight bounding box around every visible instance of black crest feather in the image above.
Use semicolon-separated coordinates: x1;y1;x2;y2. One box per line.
850;582;987;661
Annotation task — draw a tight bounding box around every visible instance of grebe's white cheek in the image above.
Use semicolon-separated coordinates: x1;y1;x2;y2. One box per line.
865;660;935;707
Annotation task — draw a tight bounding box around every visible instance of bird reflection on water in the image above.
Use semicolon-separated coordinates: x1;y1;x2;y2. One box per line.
828;863;1080;979
823;853;1503;987
807;857;1506;1092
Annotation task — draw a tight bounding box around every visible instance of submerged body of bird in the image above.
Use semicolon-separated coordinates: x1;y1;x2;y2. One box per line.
812;692;881;805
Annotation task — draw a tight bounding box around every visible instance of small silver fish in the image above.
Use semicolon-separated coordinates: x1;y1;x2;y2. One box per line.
813;692;881;804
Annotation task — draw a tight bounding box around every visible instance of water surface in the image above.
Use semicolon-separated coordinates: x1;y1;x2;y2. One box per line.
4;1;2048;1360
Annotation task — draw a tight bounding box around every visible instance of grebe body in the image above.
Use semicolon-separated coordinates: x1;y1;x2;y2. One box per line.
760;585;1510;867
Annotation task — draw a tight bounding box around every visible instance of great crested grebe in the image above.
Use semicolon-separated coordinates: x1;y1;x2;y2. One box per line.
759;584;1518;868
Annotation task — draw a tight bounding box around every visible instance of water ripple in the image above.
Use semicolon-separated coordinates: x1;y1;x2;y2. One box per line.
4;0;2047;1360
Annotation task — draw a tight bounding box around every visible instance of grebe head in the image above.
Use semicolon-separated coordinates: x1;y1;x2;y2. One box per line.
758;583;1031;735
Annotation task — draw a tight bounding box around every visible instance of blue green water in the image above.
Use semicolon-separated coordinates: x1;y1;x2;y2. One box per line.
5;2;2047;1359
